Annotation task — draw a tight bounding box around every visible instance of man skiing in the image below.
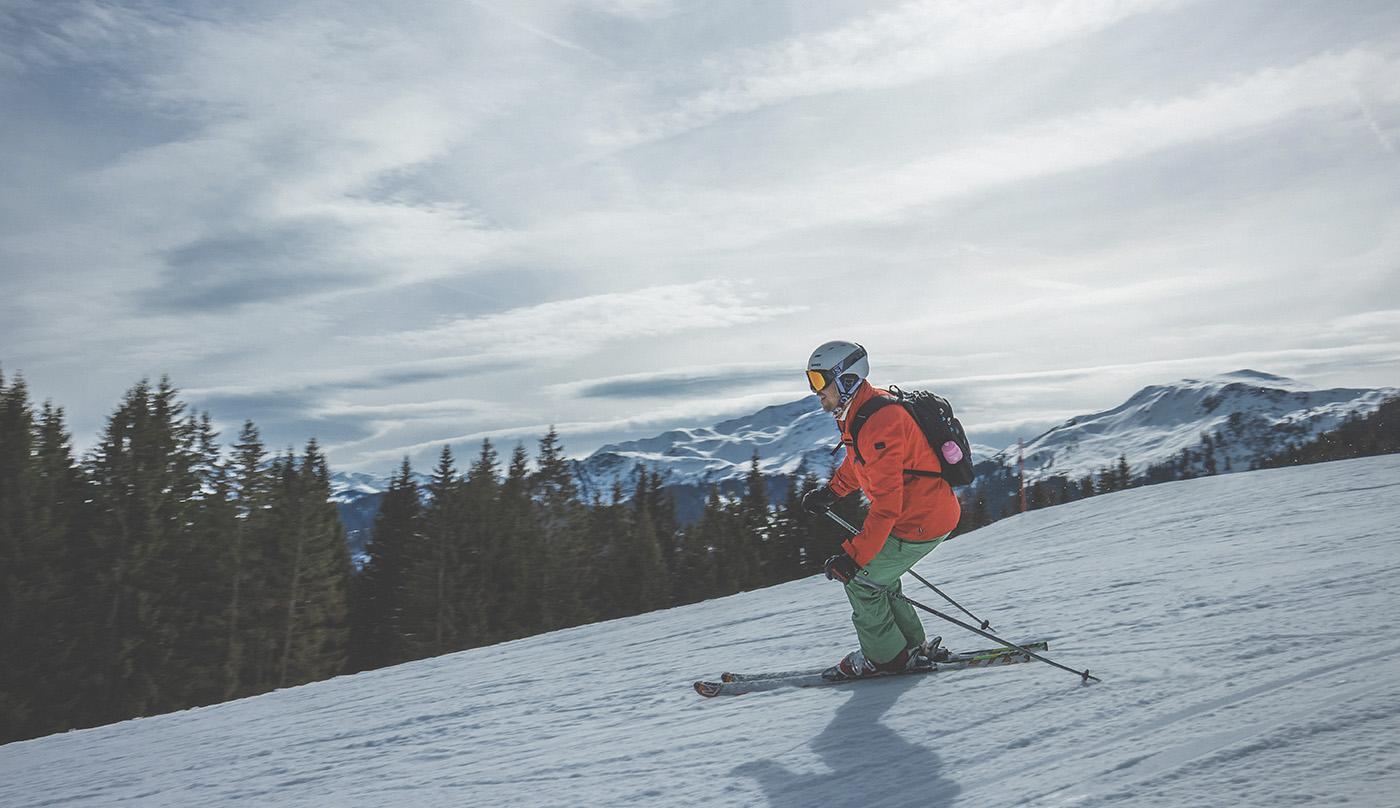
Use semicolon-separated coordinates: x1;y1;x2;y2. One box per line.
801;340;962;680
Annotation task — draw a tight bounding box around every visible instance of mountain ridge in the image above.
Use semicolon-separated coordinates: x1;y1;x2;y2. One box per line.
332;369;1396;537
565;369;1396;499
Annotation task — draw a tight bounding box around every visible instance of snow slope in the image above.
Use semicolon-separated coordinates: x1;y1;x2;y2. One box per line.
5;455;1400;807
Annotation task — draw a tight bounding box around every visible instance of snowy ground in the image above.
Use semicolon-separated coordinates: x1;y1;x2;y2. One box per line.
4;455;1400;807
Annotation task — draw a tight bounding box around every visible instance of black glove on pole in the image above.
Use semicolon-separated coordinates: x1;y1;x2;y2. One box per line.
823;553;860;583
802;486;839;515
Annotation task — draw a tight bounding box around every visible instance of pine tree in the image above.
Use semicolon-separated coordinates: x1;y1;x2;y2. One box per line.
166;413;236;709
587;484;633;620
768;478;810;582
530;428;591;630
410;446;474;657
348;458;420;671
0;374;93;741
31;400;103;737
224;421;275;698
672;488;721;604
0;370;35;738
462;440;506;644
86;378;208;721
702;486;752;596
592;476;672;618
637;467;679;565
269;441;350;688
737;452;775;585
963;487;992;533
499;443;543;638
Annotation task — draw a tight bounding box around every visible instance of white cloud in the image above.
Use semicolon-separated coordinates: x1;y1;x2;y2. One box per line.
717;47;1400;232
593;0;1194;151
363;279;804;361
4;0;1400;473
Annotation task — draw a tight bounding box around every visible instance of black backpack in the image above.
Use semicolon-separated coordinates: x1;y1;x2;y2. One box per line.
848;385;975;486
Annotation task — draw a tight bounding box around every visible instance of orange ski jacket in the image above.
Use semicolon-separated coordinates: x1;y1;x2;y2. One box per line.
828;382;962;566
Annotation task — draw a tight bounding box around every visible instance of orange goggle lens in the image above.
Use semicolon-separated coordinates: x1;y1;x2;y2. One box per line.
807;369;831;392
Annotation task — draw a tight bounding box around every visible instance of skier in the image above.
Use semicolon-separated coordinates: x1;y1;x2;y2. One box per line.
802;340;962;680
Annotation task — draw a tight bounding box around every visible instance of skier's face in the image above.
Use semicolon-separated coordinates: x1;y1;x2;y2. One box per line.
815;380;842;413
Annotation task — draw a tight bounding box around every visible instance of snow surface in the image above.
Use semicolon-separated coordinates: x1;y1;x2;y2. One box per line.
5;455;1400;807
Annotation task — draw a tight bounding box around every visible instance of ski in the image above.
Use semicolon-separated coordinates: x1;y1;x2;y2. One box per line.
694;641;1049;697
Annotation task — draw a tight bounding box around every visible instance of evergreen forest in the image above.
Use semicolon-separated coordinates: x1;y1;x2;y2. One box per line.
0;372;855;744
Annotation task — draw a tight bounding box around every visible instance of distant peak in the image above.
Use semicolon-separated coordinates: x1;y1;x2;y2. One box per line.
1209;369;1302;388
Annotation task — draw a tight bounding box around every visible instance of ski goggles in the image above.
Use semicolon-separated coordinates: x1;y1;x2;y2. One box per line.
806;369;834;392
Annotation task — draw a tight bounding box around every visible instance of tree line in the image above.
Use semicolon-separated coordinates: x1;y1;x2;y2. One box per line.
1254;395;1400;469
0;371;858;744
1;372;349;745
346;433;862;672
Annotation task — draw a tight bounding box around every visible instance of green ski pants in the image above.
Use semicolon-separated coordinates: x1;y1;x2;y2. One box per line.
844;532;950;665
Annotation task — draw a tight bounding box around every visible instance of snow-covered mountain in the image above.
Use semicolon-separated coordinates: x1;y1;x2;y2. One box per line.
998;369;1397;484
568;397;842;502
7;454;1399;806
570;370;1396;498
329;370;1394;532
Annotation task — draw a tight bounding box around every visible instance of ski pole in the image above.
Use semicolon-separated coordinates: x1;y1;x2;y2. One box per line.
853;575;1101;683
824;510;994;631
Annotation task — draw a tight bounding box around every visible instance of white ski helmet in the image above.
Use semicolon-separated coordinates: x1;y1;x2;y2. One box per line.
806;340;869;404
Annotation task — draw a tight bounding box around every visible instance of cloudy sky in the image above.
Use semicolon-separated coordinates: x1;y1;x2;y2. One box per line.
3;0;1398;475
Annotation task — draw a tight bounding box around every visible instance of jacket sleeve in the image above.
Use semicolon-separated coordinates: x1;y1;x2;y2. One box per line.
841;406;911;566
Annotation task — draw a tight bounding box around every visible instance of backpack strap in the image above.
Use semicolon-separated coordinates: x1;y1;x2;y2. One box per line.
848;395;894;467
848;393;945;479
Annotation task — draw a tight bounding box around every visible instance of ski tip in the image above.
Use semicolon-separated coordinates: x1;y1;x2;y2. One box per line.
694;681;724;698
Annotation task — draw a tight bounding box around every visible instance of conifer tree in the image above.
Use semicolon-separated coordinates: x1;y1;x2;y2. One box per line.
0;371;35;737
0;375;91;741
634;467;679;570
31;400;102;736
631;467;676;605
461;439;511;644
499;443;543;638
586;477;671;618
767;480;804;583
410;446;473;657
530;428;590;630
737;452;775;584
166;414;236;709
672;489;720;604
224;421;276;698
269;441;350;688
962;487;992;533
771;473;828;581
86;378;207;720
701;486;751;596
587;484;633;620
348;458;420;671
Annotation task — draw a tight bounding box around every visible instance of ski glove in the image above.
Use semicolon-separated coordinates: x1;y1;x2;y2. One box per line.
824;552;861;584
802;486;840;515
